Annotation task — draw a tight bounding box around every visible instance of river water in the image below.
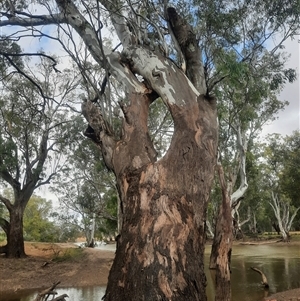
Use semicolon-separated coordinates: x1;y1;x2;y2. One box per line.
2;243;300;301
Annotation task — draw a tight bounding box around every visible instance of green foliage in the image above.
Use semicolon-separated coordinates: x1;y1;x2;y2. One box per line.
23;195;58;242
0;232;5;242
0;39;24;73
279;131;300;207
50;211;81;242
97;191;118;235
259;132;300;230
51;122;119;242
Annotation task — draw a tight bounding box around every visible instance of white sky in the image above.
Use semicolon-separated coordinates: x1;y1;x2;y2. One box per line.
262;38;300;137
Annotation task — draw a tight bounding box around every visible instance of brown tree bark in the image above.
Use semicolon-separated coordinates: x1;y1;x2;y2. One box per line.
6;203;26;258
83;90;218;300
209;164;232;301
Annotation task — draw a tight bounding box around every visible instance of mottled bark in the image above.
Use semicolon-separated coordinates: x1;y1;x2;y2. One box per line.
209;164;232;301
85;91;218;301
210;124;248;273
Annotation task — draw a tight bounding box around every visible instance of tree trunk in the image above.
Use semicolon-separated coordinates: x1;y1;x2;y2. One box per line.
209;164;232;301
6;204;26;258
278;223;289;242
87;91;218;300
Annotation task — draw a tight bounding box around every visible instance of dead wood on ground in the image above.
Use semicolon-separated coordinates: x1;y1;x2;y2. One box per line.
34;281;68;301
251;266;269;288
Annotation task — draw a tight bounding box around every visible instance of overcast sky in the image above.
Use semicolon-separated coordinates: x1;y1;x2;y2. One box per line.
262;38;300;137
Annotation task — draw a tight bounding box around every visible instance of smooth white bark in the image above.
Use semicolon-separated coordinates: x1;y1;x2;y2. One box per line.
269;192;299;240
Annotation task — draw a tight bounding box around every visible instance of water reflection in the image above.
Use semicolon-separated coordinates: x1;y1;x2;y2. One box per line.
2;244;299;301
205;244;300;301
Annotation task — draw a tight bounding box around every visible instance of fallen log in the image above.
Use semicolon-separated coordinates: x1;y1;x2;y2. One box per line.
251;267;269;288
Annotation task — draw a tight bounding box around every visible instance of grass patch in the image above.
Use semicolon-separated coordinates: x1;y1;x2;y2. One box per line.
51;247;85;262
0;233;6;243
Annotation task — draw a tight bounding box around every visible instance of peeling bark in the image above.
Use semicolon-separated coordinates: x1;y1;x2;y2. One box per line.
209;164;232;301
100;92;217;301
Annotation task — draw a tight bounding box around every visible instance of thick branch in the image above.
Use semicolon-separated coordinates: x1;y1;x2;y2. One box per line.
166;7;206;94
99;0;136;48
239;207;251;227
231;125;248;208
55;0;107;66
124;46;200;108
82;101;116;171
0;217;10;235
0;163;20;191
21;131;50;201
0;12;66;27
287;207;300;232
0;195;13;212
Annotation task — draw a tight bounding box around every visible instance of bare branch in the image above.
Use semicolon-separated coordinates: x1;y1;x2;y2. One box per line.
1;53;51;101
0;52;61;73
0;12;66;27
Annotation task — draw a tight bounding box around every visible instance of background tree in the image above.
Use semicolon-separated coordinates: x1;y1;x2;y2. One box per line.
262;132;300;241
0;56;79;257
50;210;82;243
52;117;118;247
208;26;293;299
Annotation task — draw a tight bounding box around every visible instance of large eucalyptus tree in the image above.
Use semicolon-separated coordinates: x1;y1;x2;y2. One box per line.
0;0;299;300
0;56;80;257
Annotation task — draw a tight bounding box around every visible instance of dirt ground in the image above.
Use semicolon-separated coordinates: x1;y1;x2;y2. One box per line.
0;241;299;300
0;242;115;294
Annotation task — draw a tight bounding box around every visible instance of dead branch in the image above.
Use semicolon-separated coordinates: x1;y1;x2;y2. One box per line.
251;267;269;288
34;281;61;301
52;294;69;301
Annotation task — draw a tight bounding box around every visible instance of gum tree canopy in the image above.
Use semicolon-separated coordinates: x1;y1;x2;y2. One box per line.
0;0;299;300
